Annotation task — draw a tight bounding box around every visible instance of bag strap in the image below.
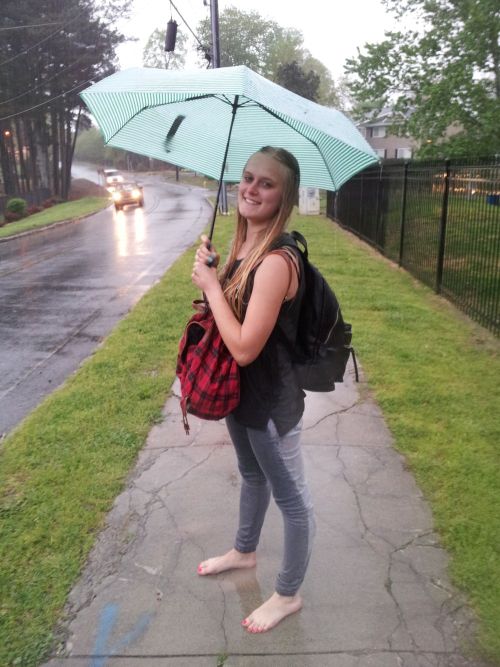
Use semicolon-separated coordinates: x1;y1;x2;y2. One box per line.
268;248;300;300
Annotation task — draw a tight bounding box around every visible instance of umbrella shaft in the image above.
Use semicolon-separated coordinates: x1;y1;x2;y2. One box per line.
209;94;239;241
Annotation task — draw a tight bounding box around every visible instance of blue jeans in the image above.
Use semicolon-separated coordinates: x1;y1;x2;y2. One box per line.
225;414;315;596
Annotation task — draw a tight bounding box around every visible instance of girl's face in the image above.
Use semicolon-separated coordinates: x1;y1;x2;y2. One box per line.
238;153;285;225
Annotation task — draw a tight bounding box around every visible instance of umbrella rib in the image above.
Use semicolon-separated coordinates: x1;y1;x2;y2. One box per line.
258;104;340;190
104;94;237;145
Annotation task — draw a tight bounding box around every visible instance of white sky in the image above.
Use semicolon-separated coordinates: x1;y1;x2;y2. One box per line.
116;0;396;80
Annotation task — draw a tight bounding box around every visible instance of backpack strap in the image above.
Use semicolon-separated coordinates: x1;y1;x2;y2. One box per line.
290;230;308;261
268;247;300;301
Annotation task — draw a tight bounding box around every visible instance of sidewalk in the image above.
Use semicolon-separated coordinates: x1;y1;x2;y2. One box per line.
44;366;485;667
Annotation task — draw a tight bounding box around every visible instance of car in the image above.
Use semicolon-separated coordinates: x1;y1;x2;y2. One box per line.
100;168;124;191
112;182;144;210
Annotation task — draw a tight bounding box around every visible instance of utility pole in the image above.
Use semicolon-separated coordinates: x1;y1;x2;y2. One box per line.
210;0;228;214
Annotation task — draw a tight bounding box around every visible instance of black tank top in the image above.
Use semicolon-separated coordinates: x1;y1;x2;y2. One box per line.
229;241;305;436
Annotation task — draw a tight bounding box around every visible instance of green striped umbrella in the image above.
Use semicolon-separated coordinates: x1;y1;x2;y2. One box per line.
80;66;378;236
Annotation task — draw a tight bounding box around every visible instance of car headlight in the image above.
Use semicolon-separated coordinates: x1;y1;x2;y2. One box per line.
132;189;141;198
112;192;122;201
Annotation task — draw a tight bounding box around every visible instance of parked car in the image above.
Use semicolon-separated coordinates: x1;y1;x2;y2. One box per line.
112;182;144;210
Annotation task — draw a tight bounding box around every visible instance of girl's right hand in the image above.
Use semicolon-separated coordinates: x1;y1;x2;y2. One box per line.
199;234;219;268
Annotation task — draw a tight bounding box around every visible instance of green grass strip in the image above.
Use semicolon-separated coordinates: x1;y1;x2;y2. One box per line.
295;216;499;663
0;197;110;239
0;213;498;665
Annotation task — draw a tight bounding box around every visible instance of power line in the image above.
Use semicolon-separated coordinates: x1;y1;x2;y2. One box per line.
0;22;61;32
0;9;87;68
0;53;90;106
0;79;92;121
169;0;208;54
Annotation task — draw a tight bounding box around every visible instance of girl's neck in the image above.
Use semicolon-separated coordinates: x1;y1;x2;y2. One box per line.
238;231;261;259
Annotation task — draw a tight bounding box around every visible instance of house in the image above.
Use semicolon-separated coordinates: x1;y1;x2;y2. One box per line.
357;107;416;160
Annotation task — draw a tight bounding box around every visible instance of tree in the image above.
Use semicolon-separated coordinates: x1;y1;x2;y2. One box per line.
0;0;131;199
196;7;341;106
196;7;282;71
275;61;320;101
344;0;500;157
302;56;340;107
143;26;187;70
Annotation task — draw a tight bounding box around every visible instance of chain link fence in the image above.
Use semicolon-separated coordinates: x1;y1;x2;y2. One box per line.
328;157;500;336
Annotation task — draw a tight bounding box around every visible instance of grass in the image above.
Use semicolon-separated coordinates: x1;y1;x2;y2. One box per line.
295;215;499;662
162;169;220;190
0;197;110;239
351;189;500;333
0;212;499;665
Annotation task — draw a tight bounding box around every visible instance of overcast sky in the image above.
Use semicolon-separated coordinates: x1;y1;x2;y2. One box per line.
116;0;396;80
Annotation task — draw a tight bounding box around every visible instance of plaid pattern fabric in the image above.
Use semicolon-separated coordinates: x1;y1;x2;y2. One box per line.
176;309;240;434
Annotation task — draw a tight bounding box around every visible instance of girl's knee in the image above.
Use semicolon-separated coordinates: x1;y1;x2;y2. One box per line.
240;468;269;487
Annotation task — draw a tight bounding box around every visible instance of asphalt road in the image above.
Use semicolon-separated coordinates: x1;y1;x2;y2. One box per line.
0;170;212;438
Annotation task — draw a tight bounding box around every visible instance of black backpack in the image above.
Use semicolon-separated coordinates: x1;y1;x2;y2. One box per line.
276;230;358;392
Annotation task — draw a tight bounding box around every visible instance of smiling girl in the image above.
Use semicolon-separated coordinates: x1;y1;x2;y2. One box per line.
191;146;315;633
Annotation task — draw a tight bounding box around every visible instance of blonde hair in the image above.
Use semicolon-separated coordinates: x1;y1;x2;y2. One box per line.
218;146;300;321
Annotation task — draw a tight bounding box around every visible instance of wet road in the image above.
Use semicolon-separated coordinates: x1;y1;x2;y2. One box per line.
0;172;212;437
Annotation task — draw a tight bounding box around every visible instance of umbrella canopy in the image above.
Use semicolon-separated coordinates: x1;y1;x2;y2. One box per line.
80;66;378;192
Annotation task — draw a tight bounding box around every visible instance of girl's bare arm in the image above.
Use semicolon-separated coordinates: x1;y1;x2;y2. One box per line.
192;251;291;366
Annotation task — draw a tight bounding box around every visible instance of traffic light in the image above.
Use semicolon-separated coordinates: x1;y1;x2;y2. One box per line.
164;20;178;52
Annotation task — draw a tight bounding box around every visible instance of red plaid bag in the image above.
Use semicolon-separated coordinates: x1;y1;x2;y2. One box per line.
176;305;240;434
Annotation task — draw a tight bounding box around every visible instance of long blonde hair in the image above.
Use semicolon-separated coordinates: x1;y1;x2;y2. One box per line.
219;146;300;321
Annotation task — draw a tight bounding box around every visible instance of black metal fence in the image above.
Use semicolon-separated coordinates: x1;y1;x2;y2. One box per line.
328;157;500;336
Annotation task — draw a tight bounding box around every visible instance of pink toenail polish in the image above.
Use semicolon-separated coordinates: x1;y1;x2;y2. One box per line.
197;565;202;573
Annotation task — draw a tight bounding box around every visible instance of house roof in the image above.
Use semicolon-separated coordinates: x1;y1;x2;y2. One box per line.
359;105;414;128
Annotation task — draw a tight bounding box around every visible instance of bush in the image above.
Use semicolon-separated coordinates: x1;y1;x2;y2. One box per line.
3;210;23;223
6;197;27;218
42;196;64;209
26;205;43;216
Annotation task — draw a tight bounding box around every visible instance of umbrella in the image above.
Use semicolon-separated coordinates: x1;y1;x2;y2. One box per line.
80;65;378;238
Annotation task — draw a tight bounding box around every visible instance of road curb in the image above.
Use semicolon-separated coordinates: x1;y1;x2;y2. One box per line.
0;203;112;244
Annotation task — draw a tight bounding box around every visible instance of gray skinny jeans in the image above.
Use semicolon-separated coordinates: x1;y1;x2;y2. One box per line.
225;414;315;596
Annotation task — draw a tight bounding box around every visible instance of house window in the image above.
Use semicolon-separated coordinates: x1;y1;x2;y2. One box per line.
375;148;387;158
395;147;412;159
371;126;386;138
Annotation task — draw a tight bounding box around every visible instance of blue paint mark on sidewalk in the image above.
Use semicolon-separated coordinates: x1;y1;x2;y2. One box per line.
90;602;153;667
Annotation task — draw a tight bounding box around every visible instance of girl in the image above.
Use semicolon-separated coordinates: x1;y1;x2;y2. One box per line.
191;146;315;633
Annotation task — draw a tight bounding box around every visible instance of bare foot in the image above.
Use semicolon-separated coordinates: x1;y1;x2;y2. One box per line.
197;548;256;575
241;591;302;633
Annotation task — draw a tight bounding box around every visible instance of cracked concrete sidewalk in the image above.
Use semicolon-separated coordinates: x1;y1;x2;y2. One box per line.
44;364;487;667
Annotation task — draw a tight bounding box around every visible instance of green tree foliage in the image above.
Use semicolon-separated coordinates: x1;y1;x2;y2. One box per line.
196;7;340;107
0;0;131;198
143;26;187;70
275;60;320;101
344;0;500;157
73;126;125;164
74;127;152;170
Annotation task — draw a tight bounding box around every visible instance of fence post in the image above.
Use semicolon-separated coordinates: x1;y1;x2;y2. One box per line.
398;161;409;266
436;159;451;294
375;163;384;249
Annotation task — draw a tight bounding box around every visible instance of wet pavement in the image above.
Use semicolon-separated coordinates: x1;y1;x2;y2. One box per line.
43;369;486;667
0;172;212;437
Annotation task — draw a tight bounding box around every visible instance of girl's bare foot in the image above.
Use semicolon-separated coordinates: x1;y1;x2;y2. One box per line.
241;591;302;633
197;548;256;575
